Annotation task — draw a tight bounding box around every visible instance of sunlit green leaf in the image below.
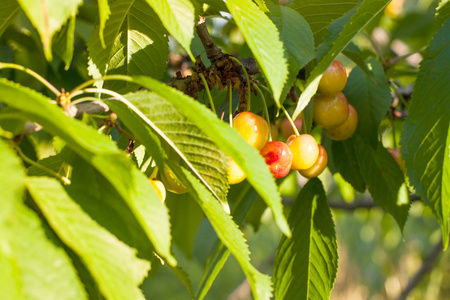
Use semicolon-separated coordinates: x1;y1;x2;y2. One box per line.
97;0;110;48
226;0;288;103
401;19;450;249
144;0;195;60
16;0;83;60
274;178;338;300
53;13;76;70
88;0;169;91
268;3;315;102
0;78;176;266
27;176;150;300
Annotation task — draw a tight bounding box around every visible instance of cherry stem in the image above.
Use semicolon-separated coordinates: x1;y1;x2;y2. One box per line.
228;84;233;127
0;62;61;97
281;105;300;136
252;83;272;141
229;56;251;111
15;145;70;185
198;73;216;114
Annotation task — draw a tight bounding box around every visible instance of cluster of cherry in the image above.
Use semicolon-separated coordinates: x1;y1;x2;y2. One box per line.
228;60;358;184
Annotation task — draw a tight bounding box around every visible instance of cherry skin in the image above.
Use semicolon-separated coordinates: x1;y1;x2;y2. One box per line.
324;104;358;141
233;111;269;150
387;148;406;173
318;60;347;96
280;117;302;140
161;167;188;194
313;92;349;129
298;145;328;178
227;156;246;185
270;123;279;141
149;179;166;203
260;141;293;178
287;134;319;170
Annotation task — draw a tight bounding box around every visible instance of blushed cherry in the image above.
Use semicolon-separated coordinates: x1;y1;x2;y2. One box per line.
260;141;293;178
287;134;319;170
324;104;358;141
318;60;347;96
280;116;302;140
298;145;328;178
233;111;269;150
313;92;349;129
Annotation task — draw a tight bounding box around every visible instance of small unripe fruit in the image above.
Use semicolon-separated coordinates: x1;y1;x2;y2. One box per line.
318;60;347;96
227;157;246;185
150;179;166;202
287;134;319;170
233;112;269;150
298;145;328;178
313;93;349;129
324;104;358;141
260;141;293;178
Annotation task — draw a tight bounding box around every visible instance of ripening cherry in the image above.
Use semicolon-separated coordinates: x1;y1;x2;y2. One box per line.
233;111;269;150
298;145;328;178
260;141;293;178
313;92;349;129
227;156;246;185
324;104;358;141
318;60;347;96
287;134;320;170
162;167;188;194
149;179;167;202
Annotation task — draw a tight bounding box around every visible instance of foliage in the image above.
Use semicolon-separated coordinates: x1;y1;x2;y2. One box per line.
0;0;449;299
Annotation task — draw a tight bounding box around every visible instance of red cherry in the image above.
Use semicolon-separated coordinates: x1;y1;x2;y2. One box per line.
260;141;293;178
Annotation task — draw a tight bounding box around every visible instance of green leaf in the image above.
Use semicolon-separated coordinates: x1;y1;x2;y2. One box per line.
143;0;195;60
16;0;83;60
0;139;25;299
65;154;156;261
354;137;410;230
401;19;450;249
225;0;288;103
268;4;315;102
88;0;169;91
434;0;450;33
132;75;291;237
6;201;88;300
289;0;358;45
53;13;76;70
115;91;229;203
342;42;371;76
26;176;150;300
330;138;366;193
0;78;176;266
274;178;338;300
179;167;273;300
292;0;390;121
344;58;392;147
0;0;20;37
97;0;111;48
196;184;257;300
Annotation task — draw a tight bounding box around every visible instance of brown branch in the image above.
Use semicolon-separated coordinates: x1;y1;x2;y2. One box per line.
328;194;420;211
396;237;444;300
196;16;223;63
